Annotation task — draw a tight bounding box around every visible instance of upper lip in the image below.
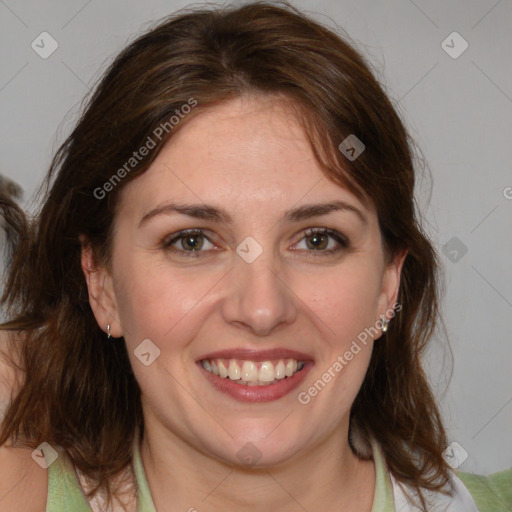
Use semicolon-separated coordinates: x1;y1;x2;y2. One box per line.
197;348;314;362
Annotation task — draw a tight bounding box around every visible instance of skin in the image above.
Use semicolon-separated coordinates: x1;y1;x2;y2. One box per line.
81;94;406;512
0;330;47;512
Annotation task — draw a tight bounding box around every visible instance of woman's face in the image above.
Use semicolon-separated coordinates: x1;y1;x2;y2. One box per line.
87;94;404;466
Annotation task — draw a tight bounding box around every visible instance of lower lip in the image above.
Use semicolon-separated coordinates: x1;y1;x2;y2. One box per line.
197;361;314;403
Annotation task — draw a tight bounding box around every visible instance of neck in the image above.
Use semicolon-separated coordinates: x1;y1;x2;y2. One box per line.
140;416;375;512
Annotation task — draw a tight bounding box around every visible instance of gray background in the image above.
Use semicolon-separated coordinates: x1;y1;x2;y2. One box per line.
0;0;511;474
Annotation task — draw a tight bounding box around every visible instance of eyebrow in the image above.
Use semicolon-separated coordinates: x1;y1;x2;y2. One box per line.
138;200;367;228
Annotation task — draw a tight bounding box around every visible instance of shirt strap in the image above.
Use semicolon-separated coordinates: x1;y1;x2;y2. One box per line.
133;439;157;512
46;447;92;512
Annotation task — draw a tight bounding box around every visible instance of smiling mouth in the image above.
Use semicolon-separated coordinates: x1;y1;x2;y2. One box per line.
200;358;306;386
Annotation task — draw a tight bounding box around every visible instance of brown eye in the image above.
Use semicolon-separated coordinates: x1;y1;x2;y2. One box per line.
305;232;329;250
163;229;215;257
293;228;349;256
180;232;204;251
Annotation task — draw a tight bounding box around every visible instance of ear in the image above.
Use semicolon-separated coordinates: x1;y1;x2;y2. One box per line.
375;247;408;340
79;235;122;338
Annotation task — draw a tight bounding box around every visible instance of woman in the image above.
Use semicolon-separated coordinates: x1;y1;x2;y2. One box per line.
0;2;510;511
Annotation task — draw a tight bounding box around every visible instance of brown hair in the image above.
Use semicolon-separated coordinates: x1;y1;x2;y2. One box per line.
1;1;453;509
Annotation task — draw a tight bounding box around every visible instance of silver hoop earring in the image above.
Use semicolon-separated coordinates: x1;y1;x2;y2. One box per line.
380;316;388;333
107;324;111;339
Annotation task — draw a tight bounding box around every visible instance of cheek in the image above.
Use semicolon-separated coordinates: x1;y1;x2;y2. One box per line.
295;282;377;426
291;262;381;407
298;262;382;343
112;252;220;348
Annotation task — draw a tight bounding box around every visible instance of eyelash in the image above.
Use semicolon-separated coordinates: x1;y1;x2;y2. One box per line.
162;228;350;258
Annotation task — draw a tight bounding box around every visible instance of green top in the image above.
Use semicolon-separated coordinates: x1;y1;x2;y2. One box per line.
45;440;512;511
456;470;512;512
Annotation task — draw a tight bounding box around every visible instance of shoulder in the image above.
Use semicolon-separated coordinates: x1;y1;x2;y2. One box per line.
0;441;96;512
0;331;46;511
0;443;48;512
456;468;512;512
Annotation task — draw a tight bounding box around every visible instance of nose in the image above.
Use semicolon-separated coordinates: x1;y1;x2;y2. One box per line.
220;245;298;337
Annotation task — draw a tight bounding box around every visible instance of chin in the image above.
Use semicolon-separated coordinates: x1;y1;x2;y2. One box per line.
208;427;306;469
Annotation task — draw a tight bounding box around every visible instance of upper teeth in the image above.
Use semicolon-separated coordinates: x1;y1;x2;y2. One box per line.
201;358;305;384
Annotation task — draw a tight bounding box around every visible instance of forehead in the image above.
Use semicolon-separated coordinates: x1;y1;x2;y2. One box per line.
117;95;373;221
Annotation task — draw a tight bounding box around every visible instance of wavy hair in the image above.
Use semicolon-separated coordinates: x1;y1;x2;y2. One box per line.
1;1;452;509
